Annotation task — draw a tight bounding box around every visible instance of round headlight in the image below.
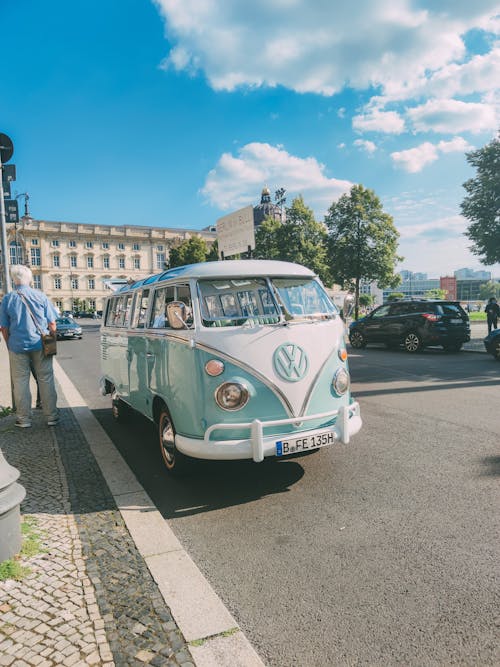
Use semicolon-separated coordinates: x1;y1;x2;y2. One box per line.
332;368;349;396
215;382;249;411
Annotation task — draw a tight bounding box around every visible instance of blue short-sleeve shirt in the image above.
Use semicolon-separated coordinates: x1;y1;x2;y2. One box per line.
0;286;58;353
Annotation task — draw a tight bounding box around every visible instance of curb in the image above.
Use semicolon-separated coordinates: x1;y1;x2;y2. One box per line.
52;358;266;667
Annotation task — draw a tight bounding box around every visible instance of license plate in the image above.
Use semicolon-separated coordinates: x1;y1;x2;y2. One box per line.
276;429;336;456
450;318;462;324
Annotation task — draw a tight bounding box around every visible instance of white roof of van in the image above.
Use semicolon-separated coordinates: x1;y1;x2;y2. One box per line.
120;260;316;292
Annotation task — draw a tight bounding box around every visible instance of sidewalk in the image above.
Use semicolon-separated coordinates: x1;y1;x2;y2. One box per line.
0;344;264;667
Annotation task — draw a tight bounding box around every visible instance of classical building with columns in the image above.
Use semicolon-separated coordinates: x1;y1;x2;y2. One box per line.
1;217;216;313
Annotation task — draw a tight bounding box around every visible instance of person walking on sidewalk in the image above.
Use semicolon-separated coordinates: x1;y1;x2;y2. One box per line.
0;265;59;428
485;297;500;334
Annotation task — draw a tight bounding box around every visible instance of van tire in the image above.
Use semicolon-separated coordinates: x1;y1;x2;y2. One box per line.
111;391;131;422
159;406;190;475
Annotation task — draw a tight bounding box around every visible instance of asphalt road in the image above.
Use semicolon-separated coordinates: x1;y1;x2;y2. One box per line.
58;322;499;667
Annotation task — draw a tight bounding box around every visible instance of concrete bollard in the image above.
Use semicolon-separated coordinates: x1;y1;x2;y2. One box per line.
0;449;26;562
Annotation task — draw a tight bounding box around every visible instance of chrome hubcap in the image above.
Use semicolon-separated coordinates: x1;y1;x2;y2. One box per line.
161;416;175;465
405;334;419;351
351;332;363;347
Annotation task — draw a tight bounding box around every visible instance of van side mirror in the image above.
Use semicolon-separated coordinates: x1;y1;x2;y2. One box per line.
343;294;354;319
167;301;190;329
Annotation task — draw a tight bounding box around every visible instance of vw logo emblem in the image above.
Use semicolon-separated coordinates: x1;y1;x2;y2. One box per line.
273;343;309;382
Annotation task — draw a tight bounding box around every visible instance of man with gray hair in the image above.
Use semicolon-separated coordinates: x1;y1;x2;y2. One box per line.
0;264;59;428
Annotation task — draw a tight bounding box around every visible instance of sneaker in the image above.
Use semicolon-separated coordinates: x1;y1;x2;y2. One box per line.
15;420;32;428
47;418;59;426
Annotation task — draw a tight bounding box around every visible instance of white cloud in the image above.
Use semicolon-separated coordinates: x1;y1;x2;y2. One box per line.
354;139;377;154
154;0;499;100
201;142;352;214
391;136;473;172
352;109;405;134
407;99;498;134
391;142;439;173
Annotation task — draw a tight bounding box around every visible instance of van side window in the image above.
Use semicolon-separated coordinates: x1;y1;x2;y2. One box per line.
107;295;132;327
149;283;192;329
105;297;119;326
132;289;150;328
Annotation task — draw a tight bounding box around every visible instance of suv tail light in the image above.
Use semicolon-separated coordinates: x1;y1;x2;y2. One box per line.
422;313;440;322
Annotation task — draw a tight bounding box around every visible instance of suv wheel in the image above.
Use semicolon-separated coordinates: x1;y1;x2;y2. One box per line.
349;330;366;349
404;332;422;353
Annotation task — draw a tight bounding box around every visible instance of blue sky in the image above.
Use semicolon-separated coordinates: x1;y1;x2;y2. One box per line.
2;0;499;277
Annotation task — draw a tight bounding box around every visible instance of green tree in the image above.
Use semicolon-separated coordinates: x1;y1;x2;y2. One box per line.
478;280;500;300
424;288;447;299
462;132;500;265
387;292;404;301
359;294;374;307
255;196;331;283
325;184;402;319
206;239;219;262
169;236;211;268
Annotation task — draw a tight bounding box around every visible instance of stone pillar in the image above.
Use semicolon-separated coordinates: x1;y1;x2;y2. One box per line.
0;450;26;562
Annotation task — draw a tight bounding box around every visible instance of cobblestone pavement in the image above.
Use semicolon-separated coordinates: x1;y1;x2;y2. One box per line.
0;404;195;667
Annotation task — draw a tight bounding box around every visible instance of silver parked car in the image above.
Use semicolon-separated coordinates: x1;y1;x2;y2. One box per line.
55;317;82;340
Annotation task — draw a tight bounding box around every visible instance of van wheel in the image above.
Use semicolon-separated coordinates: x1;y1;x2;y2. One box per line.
159;406;190;475
111;390;131;422
404;332;422;353
349;331;366;349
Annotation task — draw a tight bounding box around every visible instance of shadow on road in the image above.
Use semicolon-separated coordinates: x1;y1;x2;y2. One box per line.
92;408;306;519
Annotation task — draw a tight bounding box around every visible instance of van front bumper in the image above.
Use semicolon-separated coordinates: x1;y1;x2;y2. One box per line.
175;402;362;463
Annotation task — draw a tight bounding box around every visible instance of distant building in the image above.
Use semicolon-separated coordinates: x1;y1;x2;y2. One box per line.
0;217;216;312
253;186;285;227
454;268;491;280
440;276;457;300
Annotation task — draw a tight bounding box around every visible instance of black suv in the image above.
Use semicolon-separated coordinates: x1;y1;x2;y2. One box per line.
349;300;470;353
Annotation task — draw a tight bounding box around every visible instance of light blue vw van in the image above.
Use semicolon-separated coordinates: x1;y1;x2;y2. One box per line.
100;260;362;474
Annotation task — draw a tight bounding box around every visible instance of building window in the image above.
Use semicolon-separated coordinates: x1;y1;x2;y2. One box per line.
31;238;38;246
133;258;140;270
119;257;125;269
71;277;79;290
9;241;23;265
157;244;164;251
88;279;95;290
118;243;125;250
133;243;140;251
51;240;60;248
53;254;60;267
31;248;41;266
54;277;62;290
85;241;93;249
103;256;110;269
89;299;96;310
70;255;77;268
156;253;166;270
87;256;94;268
102;242;109;249
33;275;41;289
55;300;63;311
69;240;76;248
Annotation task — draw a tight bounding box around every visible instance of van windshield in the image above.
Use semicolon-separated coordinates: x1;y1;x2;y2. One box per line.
198;277;336;327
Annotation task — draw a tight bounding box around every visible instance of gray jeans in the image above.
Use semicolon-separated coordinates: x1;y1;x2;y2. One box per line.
9;348;58;423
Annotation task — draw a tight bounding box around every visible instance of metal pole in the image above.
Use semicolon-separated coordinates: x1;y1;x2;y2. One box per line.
0;152;11;293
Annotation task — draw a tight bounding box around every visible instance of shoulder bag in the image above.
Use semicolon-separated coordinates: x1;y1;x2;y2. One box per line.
18;292;57;357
